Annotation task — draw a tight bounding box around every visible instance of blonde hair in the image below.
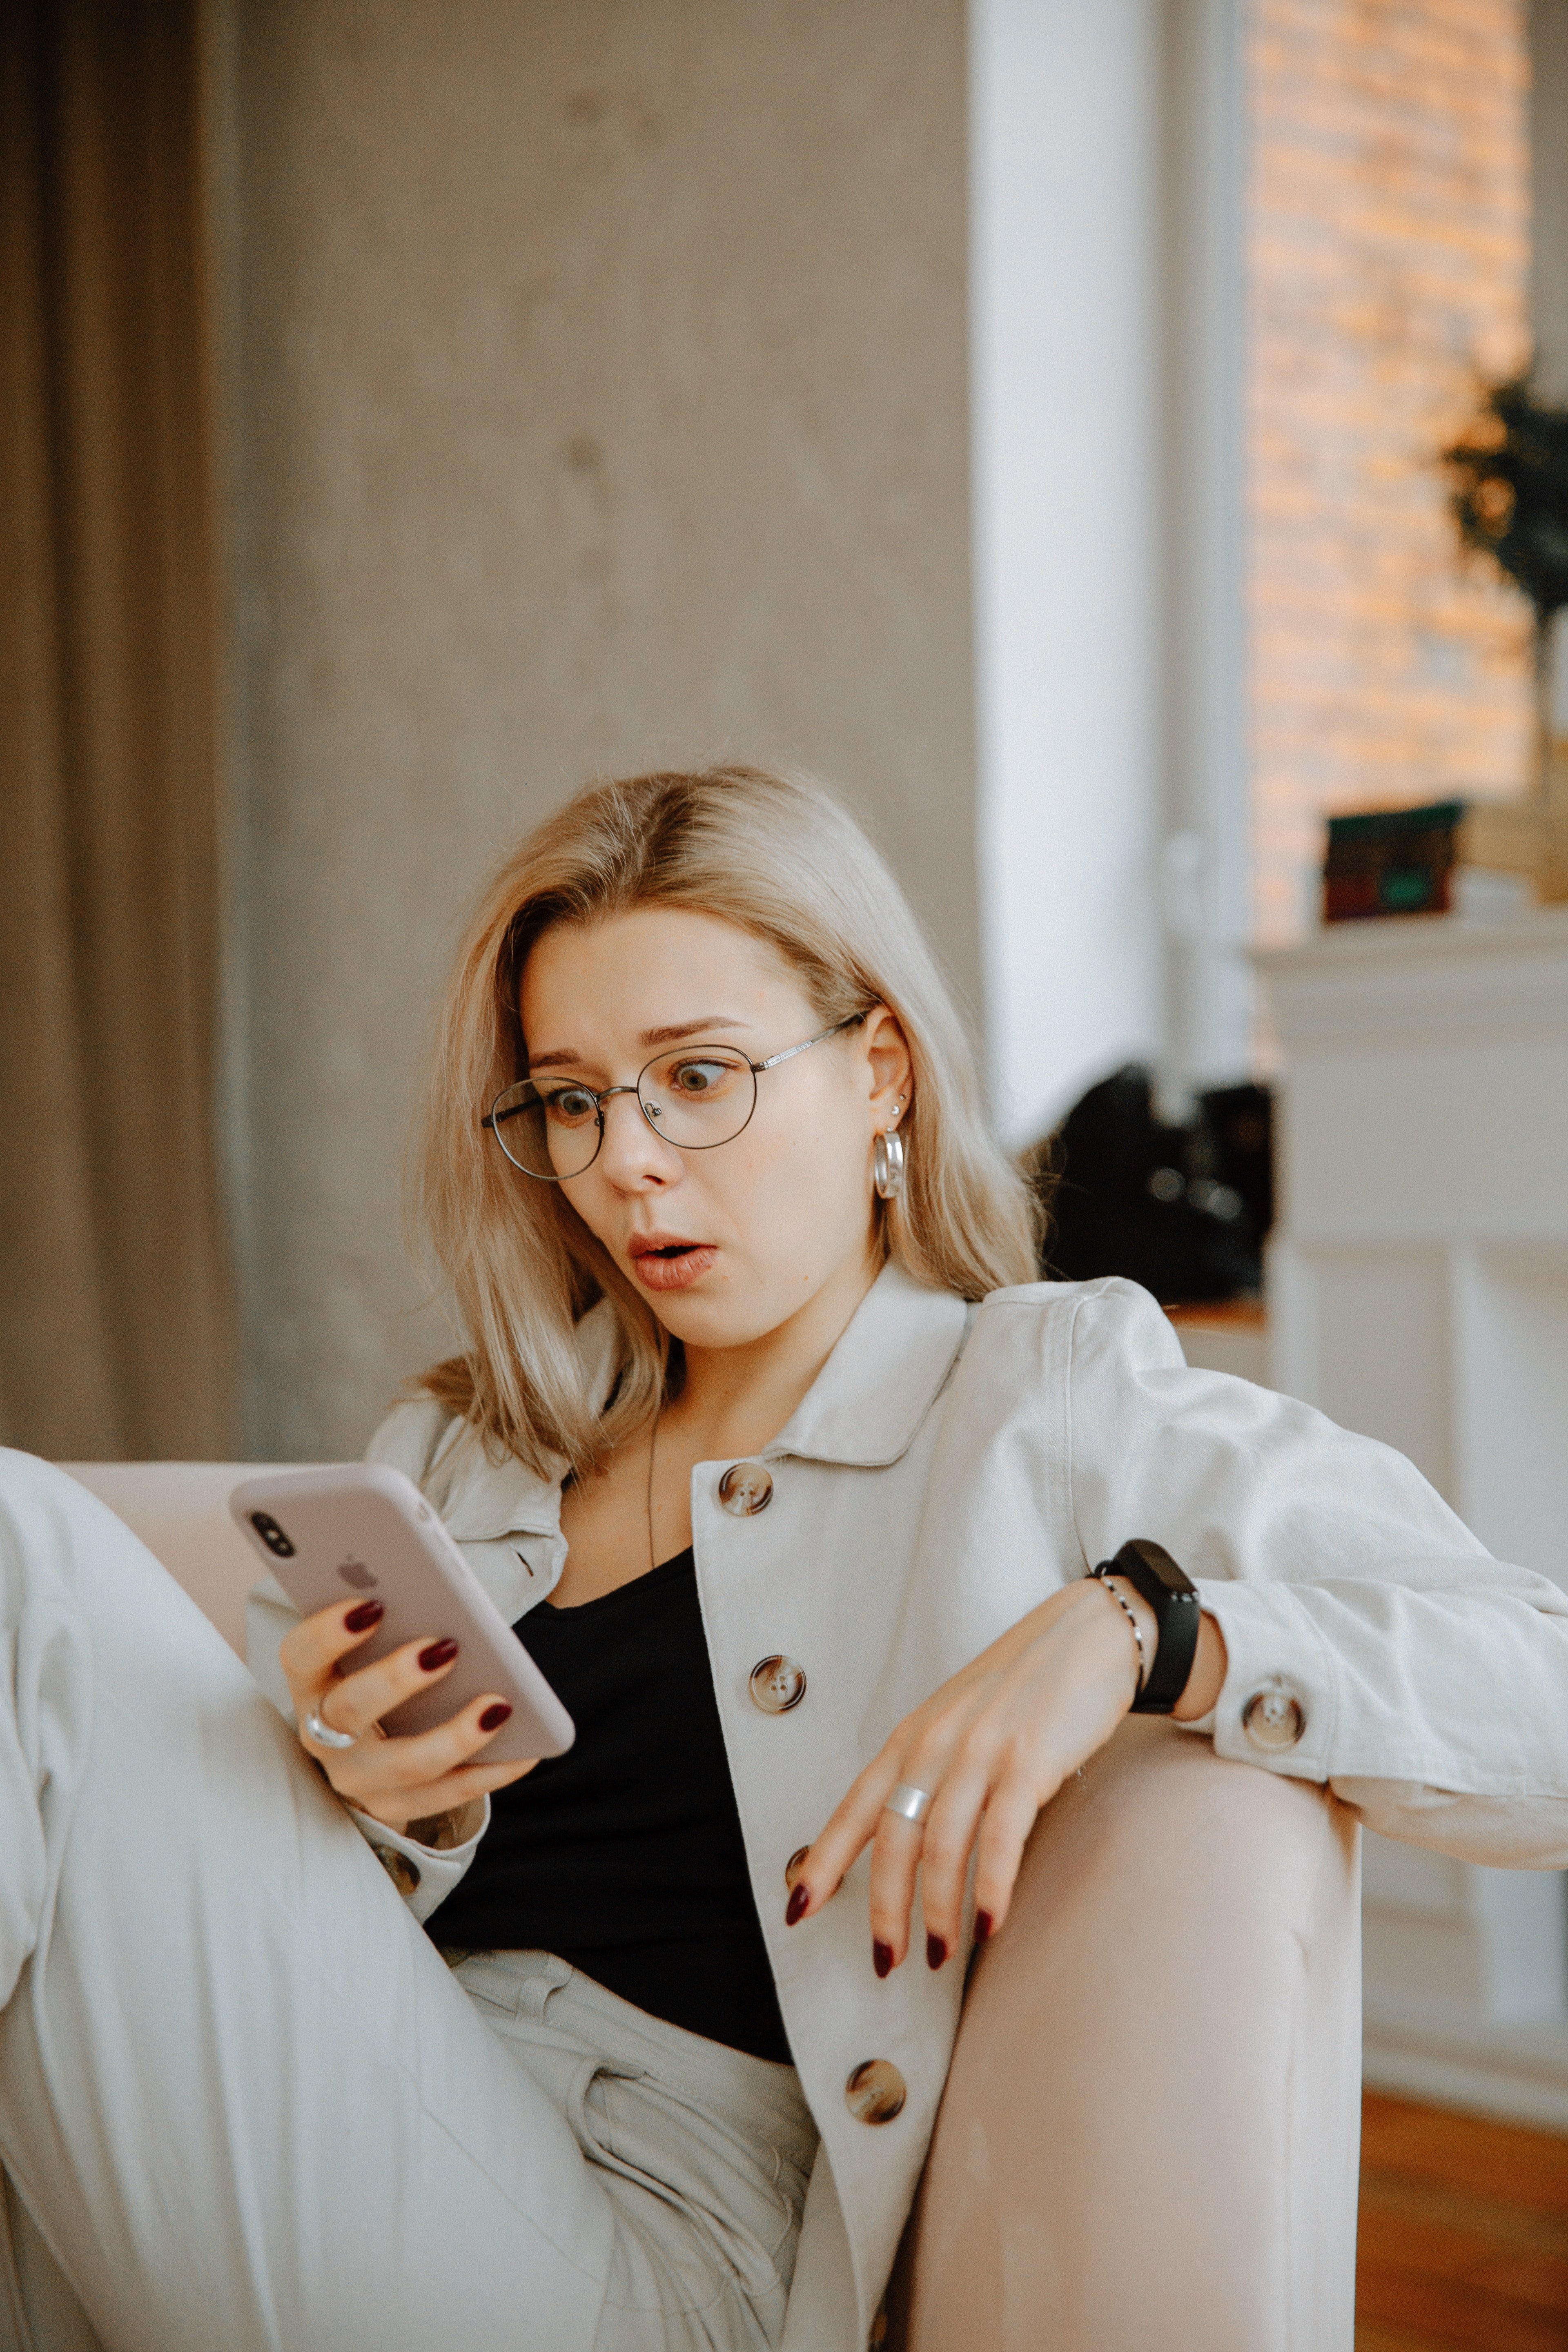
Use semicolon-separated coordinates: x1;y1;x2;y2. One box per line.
414;764;1040;1473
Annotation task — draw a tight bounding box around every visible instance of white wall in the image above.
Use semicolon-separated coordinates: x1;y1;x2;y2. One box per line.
970;0;1167;1144
1159;0;1251;1106
970;0;1250;1144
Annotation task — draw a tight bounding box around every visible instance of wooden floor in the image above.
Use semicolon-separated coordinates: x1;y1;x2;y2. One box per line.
1359;2094;1568;2350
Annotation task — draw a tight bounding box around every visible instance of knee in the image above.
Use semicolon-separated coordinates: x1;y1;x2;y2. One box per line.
0;1453;122;1601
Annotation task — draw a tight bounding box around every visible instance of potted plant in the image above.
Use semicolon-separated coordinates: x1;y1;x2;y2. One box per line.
1444;377;1568;897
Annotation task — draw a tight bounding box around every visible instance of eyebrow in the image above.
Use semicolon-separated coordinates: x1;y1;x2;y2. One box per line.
526;1016;747;1073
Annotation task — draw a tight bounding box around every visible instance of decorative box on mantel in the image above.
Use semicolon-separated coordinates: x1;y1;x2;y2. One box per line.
1257;906;1568;2129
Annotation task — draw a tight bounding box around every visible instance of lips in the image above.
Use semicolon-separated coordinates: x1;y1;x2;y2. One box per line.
628;1232;718;1292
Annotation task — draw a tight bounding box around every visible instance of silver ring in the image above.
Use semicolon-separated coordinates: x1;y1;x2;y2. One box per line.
884;1781;934;1826
302;1708;357;1752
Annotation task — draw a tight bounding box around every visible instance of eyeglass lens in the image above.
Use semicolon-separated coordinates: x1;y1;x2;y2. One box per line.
488;1046;760;1179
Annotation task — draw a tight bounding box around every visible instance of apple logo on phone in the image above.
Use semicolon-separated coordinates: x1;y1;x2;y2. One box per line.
337;1558;377;1591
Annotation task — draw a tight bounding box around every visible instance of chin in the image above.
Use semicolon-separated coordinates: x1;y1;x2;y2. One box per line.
648;1287;794;1353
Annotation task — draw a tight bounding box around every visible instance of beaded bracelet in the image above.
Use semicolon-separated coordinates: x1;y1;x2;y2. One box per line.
1089;1566;1147;1694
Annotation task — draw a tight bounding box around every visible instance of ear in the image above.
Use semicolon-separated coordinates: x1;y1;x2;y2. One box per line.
861;1005;913;1127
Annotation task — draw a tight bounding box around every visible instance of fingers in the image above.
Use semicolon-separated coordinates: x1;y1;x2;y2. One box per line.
283;1608;539;1832
338;1687;516;1781
912;1679;1104;1958
866;1813;924;1974
792;1735;1019;1975
786;1700;984;1960
279;1595;390;1707
864;1736;971;1968
787;1584;1141;1971
308;1686;530;1809
787;1749;908;1926
970;1777;1043;1941
884;1750;994;1964
349;1753;539;1835
285;1609;498;1755
301;1635;462;1745
791;1705;1046;1973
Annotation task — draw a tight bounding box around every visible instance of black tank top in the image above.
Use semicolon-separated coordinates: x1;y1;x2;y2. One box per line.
428;1548;792;2064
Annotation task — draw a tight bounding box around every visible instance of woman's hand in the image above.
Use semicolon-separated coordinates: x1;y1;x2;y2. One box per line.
786;1578;1226;1970
278;1599;539;1837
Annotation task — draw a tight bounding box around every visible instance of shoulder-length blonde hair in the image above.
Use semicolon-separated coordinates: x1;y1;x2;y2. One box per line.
414;764;1039;1473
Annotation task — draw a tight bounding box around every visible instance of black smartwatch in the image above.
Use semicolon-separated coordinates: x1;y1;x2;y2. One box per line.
1094;1539;1201;1715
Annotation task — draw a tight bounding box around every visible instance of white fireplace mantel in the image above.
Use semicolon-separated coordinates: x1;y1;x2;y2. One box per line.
1258;906;1568;2129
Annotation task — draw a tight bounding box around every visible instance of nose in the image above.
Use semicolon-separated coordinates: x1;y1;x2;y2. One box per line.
594;1086;682;1188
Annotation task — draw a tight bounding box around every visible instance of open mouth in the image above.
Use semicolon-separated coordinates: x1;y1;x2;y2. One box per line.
628;1236;717;1291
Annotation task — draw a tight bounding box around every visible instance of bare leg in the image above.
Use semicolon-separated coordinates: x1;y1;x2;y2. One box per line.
887;1717;1361;2351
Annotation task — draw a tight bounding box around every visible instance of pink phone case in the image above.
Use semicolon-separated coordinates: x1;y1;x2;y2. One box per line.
229;1462;574;1762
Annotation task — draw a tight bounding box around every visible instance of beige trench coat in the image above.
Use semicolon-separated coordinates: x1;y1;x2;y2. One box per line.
247;1266;1568;2351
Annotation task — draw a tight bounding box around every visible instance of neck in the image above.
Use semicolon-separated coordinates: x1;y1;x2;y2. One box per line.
667;1243;883;1457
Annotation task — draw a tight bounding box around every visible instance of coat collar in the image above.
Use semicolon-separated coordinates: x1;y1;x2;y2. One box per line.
766;1262;970;1468
437;1261;969;1539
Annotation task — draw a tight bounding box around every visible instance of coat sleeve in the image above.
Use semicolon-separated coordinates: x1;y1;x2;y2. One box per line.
242;1397;490;1924
1063;1279;1568;1866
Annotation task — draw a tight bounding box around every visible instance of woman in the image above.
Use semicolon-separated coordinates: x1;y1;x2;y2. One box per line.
3;763;1567;2352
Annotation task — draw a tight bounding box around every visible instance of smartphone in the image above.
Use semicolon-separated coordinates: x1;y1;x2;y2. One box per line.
230;1463;574;1764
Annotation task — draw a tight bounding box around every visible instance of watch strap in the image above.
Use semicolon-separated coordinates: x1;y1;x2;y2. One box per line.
1097;1539;1201;1715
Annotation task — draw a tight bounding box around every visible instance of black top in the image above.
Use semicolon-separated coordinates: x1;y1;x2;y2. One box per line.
430;1549;792;2064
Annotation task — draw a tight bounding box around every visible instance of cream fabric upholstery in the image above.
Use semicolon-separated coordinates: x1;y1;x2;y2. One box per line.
884;1717;1360;2350
56;1462;323;1656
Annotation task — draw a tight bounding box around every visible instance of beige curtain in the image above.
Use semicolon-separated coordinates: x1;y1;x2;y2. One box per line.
0;0;237;1459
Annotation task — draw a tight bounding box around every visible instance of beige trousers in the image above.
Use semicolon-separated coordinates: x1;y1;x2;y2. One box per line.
0;1454;1361;2351
0;1456;813;2352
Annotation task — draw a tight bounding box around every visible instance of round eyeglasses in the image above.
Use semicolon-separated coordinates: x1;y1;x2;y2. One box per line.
482;1014;865;1181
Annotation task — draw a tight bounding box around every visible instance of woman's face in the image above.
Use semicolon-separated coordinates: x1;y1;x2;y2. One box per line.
519;907;911;1354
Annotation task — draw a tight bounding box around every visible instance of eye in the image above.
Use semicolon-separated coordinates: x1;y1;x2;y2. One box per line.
543;1086;599;1124
669;1058;736;1096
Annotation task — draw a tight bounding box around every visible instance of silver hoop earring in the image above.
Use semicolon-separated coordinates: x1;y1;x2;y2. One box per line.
873;1127;906;1201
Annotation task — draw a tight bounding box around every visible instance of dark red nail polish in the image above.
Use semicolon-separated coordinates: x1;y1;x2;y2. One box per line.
343;1599;383;1633
478;1702;512;1732
785;1884;810;1927
419;1638;459;1672
974;1910;993;1944
927;1933;947;1970
873;1940;893;1978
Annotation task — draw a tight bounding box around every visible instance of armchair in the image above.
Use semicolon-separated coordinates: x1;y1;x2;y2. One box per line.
55;1463;1362;2351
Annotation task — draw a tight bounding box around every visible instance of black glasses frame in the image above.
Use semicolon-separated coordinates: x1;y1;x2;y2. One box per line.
481;1013;866;1181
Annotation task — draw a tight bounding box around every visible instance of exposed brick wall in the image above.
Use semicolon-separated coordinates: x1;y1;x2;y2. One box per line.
1248;0;1533;946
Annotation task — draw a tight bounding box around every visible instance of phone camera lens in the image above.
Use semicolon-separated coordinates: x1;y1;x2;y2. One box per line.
249;1511;296;1559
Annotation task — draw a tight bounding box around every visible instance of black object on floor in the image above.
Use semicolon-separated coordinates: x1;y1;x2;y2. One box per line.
1033;1066;1272;1304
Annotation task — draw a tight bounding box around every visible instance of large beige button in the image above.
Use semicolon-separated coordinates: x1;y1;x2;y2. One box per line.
750;1655;807;1714
370;1844;421;1898
1242;1684;1305;1751
845;2059;906;2125
719;1461;774;1516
